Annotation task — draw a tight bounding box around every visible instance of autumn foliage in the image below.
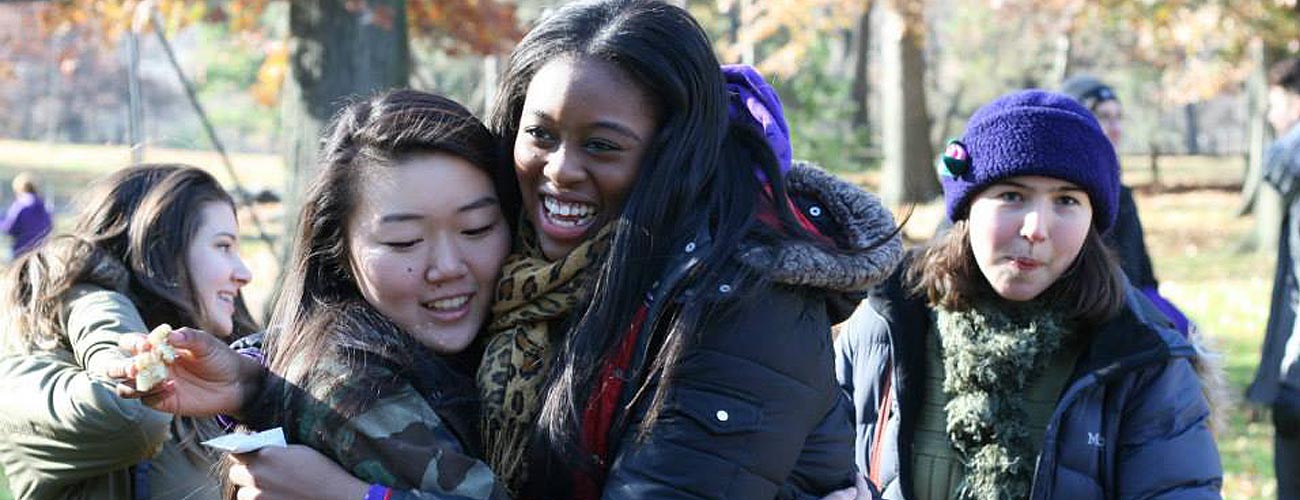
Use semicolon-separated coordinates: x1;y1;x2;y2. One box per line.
28;0;521;106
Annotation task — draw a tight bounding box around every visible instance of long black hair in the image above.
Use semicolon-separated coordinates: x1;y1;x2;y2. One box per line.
491;0;810;481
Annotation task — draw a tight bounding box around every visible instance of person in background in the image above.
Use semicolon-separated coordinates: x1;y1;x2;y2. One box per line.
835;90;1221;499
1061;75;1229;437
1059;75;1193;334
1247;56;1300;500
1;172;53;258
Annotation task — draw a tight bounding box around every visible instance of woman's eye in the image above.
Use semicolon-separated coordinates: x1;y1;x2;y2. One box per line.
997;191;1023;202
585;139;620;153
1057;195;1081;206
383;239;422;249
216;242;234;252
524;126;557;146
463;222;497;237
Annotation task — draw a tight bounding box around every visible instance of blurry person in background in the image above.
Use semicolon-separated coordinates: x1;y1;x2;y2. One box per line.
1060;75;1193;335
1;172;53;258
1248;56;1300;500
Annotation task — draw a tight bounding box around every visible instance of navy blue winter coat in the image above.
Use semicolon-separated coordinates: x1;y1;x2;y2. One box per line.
834;266;1222;499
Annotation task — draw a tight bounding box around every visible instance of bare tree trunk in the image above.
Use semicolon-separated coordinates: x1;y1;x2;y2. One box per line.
1184;102;1201;155
850;4;872;132
934;83;965;146
736;0;755;65
278;0;410;279
1050;29;1074;86
879;1;937;205
1241;38;1283;253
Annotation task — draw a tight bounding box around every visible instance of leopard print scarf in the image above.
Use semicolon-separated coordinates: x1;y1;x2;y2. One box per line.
477;222;611;490
936;301;1073;500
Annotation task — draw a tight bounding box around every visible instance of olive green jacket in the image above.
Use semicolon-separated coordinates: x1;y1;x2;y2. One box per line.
0;285;220;500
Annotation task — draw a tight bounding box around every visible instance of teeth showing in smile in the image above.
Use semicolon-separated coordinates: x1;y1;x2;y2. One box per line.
426;295;470;311
217;291;235;304
543;195;597;227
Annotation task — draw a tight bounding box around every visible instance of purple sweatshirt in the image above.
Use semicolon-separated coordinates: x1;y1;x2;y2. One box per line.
1;192;52;256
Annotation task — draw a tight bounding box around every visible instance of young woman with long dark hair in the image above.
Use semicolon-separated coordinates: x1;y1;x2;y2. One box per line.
0;165;257;499
473;2;899;497
253;89;515;499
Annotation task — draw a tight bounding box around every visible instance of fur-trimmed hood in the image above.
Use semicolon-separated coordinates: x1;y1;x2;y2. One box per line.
738;162;903;295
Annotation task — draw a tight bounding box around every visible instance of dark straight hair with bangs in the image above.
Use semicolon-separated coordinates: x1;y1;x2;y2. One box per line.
264;89;516;409
489;0;813;487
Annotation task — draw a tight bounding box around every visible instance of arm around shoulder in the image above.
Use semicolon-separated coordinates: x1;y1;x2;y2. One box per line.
290;363;507;500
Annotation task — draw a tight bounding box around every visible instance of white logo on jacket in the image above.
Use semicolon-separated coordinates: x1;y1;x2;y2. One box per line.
1087;432;1105;448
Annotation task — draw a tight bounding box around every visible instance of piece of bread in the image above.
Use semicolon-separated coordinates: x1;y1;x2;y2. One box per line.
133;324;176;391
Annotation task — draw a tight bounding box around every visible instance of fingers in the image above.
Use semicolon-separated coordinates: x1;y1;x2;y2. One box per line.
117;333;152;356
139;382;176;407
169;327;222;356
102;359;136;381
820;487;857;500
229;452;265;500
228;453;256;485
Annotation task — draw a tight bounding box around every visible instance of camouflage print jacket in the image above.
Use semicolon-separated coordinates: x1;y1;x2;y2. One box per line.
258;328;509;500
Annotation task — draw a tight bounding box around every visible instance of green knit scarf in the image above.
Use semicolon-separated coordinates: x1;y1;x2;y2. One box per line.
935;301;1075;500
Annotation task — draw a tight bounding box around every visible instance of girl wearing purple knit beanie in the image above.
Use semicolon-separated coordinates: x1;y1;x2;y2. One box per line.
834;90;1222;499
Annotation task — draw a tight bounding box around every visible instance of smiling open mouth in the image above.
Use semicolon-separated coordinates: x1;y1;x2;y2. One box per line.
424;295;470;312
542;195;598;228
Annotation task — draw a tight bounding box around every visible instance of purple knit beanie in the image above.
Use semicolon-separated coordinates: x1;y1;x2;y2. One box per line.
939;89;1120;232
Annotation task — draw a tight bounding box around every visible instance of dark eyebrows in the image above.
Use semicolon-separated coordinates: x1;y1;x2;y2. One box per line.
996;179;1086;193
379;213;424;224
527;110;645;143
592;121;644;142
377;197;499;223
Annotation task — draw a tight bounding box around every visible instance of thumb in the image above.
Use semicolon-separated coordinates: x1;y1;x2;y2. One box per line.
169;327;224;357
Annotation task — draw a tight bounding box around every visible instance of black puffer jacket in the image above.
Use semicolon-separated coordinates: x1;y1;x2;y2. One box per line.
596;164;903;499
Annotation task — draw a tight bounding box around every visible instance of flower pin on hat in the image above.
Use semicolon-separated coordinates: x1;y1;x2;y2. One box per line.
939;139;971;177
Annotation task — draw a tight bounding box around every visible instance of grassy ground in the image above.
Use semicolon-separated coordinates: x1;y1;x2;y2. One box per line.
0;145;1277;497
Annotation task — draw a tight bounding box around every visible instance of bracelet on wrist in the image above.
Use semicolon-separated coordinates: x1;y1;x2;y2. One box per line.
364;484;392;500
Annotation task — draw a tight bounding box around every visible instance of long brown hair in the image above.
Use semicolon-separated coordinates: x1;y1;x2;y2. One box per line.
909;219;1126;326
2;164;256;353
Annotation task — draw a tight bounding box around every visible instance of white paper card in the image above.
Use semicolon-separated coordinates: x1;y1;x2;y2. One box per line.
201;427;287;453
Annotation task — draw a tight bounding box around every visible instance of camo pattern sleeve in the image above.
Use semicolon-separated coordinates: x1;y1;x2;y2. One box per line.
288;357;510;500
